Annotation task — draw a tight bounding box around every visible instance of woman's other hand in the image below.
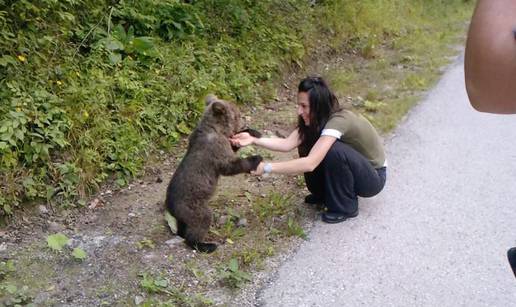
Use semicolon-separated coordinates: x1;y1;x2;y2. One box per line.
251;161;265;176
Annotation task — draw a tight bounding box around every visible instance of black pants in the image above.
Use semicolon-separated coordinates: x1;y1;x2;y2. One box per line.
302;141;387;215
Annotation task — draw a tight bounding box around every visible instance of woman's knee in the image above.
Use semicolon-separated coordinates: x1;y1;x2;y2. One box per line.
324;141;350;164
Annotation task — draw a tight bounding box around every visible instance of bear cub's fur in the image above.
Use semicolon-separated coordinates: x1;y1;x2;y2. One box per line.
165;95;262;253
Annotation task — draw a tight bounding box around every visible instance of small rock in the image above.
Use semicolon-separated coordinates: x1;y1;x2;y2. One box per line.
48;221;64;232
38;205;49;215
0;242;7;252
128;212;136;218
218;215;229;225
143;252;158;260
88;198;102;209
237;218;248;227
134;295;145;305
165;237;183;246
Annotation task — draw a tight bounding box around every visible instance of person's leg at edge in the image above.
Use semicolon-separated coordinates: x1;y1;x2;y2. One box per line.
508;247;516;278
321;141;386;223
299;144;325;204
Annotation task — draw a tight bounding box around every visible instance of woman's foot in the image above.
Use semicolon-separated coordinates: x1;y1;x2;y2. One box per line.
304;194;324;204
321;210;358;224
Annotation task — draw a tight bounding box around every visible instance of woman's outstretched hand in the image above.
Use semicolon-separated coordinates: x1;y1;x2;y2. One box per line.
230;132;255;148
251;161;265;176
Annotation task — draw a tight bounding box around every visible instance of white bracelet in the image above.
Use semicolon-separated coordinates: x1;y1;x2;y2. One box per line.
263;163;272;174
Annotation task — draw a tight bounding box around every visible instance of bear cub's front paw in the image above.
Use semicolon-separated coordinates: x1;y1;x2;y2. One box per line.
246;155;263;171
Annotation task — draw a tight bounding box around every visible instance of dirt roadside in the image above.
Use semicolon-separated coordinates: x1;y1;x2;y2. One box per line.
0;67;323;306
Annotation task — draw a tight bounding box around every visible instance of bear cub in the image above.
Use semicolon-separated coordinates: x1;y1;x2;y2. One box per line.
165;95;262;253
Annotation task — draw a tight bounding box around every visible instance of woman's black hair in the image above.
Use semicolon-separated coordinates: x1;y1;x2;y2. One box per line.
297;76;341;155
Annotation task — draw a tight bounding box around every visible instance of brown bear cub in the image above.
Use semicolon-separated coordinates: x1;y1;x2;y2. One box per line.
165;95;262;253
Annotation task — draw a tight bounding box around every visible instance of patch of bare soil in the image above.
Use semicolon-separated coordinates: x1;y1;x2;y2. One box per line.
0;72;324;306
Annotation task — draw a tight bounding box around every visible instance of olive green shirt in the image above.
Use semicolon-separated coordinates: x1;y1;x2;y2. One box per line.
321;109;386;168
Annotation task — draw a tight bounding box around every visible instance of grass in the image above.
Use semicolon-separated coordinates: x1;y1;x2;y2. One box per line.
322;1;472;133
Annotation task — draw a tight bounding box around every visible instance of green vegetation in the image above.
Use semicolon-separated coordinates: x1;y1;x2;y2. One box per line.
46;233;88;260
46;233;69;252
0;260;34;306
323;1;473;132
139;272;214;306
0;0;472;217
217;258;251;289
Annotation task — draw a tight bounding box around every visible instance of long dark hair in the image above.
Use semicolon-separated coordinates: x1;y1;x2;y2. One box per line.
297;76;341;156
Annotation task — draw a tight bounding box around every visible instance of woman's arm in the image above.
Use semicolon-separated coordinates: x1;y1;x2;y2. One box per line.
253;136;337;175
464;0;516;114
231;128;301;152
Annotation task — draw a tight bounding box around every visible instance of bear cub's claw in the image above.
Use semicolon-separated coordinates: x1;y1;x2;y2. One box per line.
186;241;218;253
247;155;263;171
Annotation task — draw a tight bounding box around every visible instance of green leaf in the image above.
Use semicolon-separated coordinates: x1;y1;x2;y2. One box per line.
5;260;15;272
14;129;24;141
0;55;17;66
5;284;17;294
47;233;69;251
229;258;239;272
164;211;177;234
176;122;191;134
108;52;122;65
104;37;124;51
154;278;168;288
112;24;127;41
72;247;87;260
132;37;154;53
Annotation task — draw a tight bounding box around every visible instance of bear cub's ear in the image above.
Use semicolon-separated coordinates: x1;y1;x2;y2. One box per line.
205;94;218;106
211;101;227;116
205;94;227;116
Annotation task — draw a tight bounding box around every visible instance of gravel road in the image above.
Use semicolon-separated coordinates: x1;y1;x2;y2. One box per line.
258;55;516;306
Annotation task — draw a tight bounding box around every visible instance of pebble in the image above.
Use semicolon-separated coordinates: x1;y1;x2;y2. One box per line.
218;215;229;225
237;218;248;227
38;205;49;214
134;295;144;305
165;237;183;246
48;221;64;232
88;198;102;209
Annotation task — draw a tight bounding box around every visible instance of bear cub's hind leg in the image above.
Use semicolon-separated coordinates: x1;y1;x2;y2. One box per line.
182;209;218;253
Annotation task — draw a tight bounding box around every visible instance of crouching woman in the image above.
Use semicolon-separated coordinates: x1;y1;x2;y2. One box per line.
231;76;387;223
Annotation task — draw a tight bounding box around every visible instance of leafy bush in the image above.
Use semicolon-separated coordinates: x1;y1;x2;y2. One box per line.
0;0;472;215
